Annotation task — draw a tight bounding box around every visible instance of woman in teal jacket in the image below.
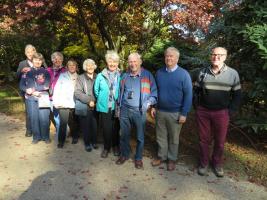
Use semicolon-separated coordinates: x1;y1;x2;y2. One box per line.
94;50;121;158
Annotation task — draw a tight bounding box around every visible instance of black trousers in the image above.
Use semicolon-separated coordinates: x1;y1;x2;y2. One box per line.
79;110;97;146
99;110;120;151
58;108;79;144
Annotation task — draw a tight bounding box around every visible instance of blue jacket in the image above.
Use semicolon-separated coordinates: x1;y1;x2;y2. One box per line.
94;68;121;113
119;68;157;113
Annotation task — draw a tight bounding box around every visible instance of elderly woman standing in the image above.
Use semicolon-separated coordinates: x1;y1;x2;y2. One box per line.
20;53;51;144
53;59;79;148
47;52;66;136
74;59;98;152
94;50;121;158
17;44;37;137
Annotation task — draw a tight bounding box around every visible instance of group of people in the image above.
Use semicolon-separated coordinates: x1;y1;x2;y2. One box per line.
17;45;241;178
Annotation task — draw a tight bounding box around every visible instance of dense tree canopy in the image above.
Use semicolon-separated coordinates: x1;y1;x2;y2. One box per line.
0;0;266;133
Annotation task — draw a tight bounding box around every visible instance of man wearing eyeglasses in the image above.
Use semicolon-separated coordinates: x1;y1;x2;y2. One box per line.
194;47;241;177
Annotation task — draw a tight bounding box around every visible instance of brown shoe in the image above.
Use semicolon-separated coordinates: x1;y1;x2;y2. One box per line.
167;160;176;171
135;160;144;169
151;158;163;167
116;157;128;165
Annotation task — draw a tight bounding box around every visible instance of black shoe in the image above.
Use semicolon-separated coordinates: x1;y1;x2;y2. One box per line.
92;144;98;149
113;146;120;156
25;131;32;137
57;143;64;148
85;145;92;152
101;150;109;158
72;138;78;144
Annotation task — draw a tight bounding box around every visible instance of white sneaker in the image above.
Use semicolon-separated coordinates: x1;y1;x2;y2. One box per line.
198;166;208;176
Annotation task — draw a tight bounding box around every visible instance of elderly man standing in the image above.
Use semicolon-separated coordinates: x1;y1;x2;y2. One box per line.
194;47;241;177
116;53;157;169
151;47;192;171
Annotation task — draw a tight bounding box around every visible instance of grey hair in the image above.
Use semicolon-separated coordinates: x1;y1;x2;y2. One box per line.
83;59;97;71
105;50;120;63
164;47;180;58
51;51;64;62
25;44;36;53
128;52;142;62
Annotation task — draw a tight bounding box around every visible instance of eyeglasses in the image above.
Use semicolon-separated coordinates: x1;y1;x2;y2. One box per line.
211;54;226;57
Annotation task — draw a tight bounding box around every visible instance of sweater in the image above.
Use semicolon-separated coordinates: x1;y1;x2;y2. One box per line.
194;65;241;111
19;67;50;101
156;66;192;116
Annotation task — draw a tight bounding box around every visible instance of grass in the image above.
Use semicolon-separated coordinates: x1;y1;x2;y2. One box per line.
0;85;25;119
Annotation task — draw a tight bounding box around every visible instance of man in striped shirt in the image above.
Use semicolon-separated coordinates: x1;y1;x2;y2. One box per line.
194;47;241;177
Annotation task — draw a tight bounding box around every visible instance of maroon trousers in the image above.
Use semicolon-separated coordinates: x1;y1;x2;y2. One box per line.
196;106;229;168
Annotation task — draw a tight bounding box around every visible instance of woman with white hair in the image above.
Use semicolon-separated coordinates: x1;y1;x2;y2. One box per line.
94;50;121;158
74;59;98;152
53;59;79;148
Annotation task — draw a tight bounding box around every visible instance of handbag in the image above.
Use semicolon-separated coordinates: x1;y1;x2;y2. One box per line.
75;99;88;116
38;91;50;108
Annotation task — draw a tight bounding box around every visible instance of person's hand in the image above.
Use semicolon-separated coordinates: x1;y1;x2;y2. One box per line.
26;88;33;95
151;107;156;118
89;101;95;107
178;115;187;124
32;91;41;97
22;67;31;73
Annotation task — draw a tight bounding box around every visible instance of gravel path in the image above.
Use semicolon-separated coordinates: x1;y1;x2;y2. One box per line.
0;113;266;200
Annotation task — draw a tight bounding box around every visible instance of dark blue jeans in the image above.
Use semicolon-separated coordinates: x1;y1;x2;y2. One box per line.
27;99;50;141
120;106;146;160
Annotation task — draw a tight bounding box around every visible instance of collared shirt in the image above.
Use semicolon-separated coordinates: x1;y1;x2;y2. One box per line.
166;65;178;73
209;64;227;76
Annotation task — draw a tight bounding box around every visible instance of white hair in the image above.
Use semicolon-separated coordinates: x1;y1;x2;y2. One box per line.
105;50;120;63
51;51;64;62
25;44;36;53
165;47;180;58
83;59;97;71
128;52;142;62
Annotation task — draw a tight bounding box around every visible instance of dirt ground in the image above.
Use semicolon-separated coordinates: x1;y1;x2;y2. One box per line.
0;112;266;200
